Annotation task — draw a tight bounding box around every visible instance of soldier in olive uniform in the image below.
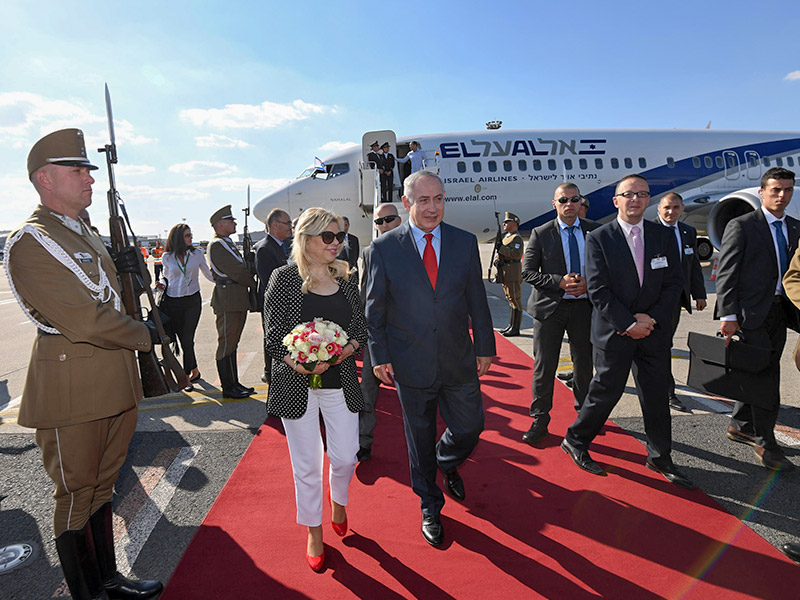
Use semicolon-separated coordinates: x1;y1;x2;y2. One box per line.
5;129;162;599
496;212;524;336
208;206;257;399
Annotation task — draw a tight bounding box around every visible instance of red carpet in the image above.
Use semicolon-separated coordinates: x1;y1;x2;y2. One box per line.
162;334;800;599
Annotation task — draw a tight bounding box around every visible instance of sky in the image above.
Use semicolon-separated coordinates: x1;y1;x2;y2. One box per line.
2;0;800;241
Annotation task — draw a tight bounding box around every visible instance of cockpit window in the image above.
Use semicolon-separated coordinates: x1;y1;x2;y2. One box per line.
297;167;316;179
301;162;351;180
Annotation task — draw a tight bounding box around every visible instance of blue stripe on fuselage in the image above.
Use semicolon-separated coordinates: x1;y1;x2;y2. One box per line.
518;137;800;231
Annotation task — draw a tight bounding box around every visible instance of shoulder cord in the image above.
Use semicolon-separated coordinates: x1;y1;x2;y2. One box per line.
3;225;121;334
208;238;243;277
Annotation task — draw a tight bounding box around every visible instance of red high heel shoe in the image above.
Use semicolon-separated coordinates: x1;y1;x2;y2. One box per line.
328;489;348;537
306;549;325;572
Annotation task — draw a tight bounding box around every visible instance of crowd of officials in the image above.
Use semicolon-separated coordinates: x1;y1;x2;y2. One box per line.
5;128;800;597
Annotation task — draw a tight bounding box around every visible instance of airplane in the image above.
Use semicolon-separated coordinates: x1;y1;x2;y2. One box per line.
252;128;800;258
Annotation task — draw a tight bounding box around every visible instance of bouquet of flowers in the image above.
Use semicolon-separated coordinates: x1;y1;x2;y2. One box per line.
283;318;349;388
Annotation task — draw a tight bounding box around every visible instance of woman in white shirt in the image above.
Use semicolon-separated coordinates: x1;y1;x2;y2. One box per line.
156;223;213;388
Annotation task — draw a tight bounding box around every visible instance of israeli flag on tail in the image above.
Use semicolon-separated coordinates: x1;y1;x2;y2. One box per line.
313;157;326;172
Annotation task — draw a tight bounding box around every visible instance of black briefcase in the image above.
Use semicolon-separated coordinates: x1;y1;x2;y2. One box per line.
687;331;774;408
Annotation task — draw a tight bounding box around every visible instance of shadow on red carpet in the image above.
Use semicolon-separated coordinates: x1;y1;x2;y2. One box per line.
161;334;800;599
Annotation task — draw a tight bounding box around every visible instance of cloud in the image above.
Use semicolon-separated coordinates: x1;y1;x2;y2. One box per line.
195;133;251;148
116;164;156;176
193;176;291;194
180;99;333;130
784;70;800;81
168;161;238;177
318;140;359;153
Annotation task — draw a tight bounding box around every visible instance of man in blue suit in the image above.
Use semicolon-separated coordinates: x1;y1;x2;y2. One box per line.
366;171;496;546
562;174;696;489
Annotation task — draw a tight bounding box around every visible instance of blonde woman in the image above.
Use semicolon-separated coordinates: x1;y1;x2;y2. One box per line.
264;207;366;571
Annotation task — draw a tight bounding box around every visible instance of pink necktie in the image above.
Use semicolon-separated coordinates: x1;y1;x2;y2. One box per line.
631;225;644;285
423;233;438;289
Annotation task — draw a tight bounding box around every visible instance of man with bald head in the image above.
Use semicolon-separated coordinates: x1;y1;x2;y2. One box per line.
521;182;598;445
357;202;402;460
655;192;707;412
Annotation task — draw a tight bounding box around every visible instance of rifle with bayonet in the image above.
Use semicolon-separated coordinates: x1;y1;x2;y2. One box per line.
98;83;189;396
242;185;259;313
488;211;504;284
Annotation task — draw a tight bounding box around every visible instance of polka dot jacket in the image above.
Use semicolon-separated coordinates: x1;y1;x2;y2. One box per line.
264;263;367;419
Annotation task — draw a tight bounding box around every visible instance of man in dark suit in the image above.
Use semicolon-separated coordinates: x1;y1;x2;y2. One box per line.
379;142;396;203
716;167;797;472
521;183;598;445
337;216;360;279
655;192;707;413
358;203;402;461
366;171;496;547
366;140;381;169
562;174;695;489
254;208;291;383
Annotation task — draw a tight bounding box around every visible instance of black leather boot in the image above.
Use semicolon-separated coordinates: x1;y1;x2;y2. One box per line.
497;311;513;334
90;503;163;599
55;525;109;599
502;309;521;337
229;353;254;395
217;356;249;399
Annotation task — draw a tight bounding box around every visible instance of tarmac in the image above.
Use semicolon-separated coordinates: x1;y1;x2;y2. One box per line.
1;245;799;597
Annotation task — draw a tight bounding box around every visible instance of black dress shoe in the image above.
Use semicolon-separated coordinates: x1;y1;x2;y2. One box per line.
222;387;251;399
668;394;692;413
104;572;164;599
261;372;270;383
356;446;372;462
560;439;606;476
782;542;800;563
421;515;444;546
754;446;796;472
726;425;756;447
522;420;549;446
443;469;465;501
646;458;697;490
557;371;574;381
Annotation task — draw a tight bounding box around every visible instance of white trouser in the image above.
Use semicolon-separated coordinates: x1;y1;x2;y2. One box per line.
282;388;359;527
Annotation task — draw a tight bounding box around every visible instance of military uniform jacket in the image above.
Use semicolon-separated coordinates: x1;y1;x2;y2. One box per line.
208;234;257;313
6;205;151;428
497;232;524;282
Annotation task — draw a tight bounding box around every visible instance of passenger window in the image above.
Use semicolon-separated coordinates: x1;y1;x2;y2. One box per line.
457;161;466;173
579;158;587;170
518;159;528;171
692;157;701;168
667;157;675;168
624;157;633;169
533;160;542;171
611;158;619;169
595;158;603;169
503;160;512;172
704;156;713;168
726;155;736;168
488;160;497;172
564;159;573;170
639;157;647;169
547;159;556;171
788;157;795;167
776;157;784;166
473;161;482;173
715;156;724;168
763;157;771;167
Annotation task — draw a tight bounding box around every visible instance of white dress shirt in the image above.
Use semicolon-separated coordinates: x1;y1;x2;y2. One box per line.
161;248;213;297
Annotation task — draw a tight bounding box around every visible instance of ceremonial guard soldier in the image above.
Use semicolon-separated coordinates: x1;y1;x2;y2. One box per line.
5;129;163;599
497;211;524;336
208;205;257;398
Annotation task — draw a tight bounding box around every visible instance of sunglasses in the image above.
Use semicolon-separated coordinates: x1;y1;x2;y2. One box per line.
374;215;398;225
556;196;582;204
318;231;347;244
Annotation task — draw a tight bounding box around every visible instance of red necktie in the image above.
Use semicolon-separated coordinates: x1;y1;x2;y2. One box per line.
423;233;438;289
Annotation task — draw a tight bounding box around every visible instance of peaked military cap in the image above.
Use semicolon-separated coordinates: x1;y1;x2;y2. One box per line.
27;128;98;178
503;211;520;224
210;205;235;226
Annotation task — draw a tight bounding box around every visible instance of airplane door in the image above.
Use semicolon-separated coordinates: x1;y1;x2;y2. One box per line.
723;151;740;181
361;130;398;210
744;150;761;181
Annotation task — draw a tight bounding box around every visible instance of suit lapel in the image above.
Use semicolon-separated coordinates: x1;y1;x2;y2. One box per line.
550;219;567;273
610;220;641;288
754;210;779;271
787;215;800;256
398;223;434;291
